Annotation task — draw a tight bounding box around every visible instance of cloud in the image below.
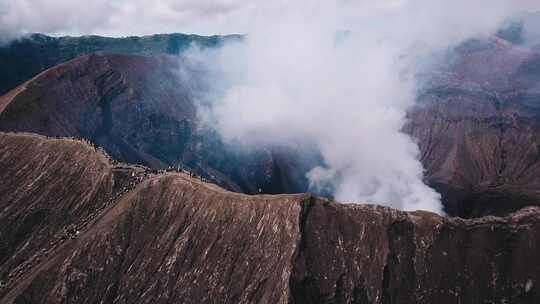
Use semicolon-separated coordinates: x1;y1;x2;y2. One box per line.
1;0;539;40
521;11;540;46
0;0;113;41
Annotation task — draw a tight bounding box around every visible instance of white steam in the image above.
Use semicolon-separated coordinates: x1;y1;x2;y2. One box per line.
193;1;540;213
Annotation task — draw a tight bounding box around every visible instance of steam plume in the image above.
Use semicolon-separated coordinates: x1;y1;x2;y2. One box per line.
192;1;540;213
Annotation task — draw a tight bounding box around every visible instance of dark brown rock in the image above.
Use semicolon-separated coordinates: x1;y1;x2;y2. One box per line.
0;132;114;282
405;38;540;217
0;53;196;168
290;201;540;303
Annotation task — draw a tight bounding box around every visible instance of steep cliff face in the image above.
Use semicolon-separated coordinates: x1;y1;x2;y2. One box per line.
290;201;540;303
0;132;538;303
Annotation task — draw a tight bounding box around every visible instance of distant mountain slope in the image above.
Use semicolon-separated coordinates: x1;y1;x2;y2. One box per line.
0;53;310;196
0;132;538;303
0;53;195;166
0;33;239;95
405;37;540;217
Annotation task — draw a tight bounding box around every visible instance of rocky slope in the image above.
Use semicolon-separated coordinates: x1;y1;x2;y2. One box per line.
0;53;196;167
0;52;311;196
0;132;113;275
0;132;538;303
405;37;540;217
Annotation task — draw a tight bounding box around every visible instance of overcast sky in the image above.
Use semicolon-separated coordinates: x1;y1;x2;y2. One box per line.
0;0;259;40
1;0;538;40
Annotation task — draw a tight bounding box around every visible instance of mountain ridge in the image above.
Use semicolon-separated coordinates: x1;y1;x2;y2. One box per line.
0;131;539;303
